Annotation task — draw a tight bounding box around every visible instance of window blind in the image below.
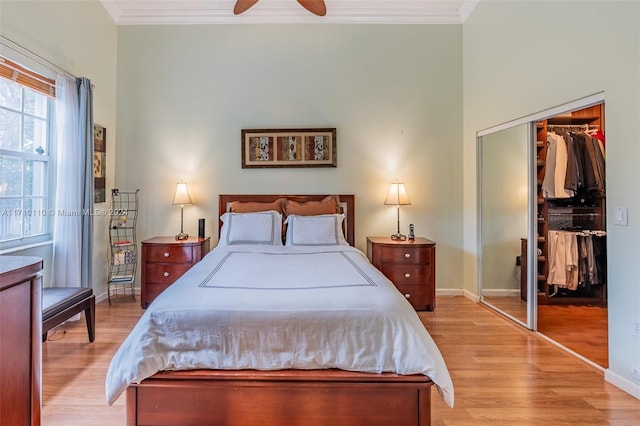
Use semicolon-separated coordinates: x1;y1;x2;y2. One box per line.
0;56;55;97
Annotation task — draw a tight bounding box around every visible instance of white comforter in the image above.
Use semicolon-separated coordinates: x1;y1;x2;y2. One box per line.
105;244;454;407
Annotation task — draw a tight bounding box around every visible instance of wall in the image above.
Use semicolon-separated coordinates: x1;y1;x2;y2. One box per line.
463;1;640;398
0;0;118;295
115;24;464;289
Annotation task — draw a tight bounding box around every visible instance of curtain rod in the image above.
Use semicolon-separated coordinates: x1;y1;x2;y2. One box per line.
0;35;75;79
548;124;599;128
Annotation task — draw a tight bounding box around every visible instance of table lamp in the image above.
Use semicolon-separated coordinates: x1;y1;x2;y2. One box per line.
172;181;192;240
384;181;411;240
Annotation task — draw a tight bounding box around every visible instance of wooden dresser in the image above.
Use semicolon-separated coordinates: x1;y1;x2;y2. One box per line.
140;236;210;308
0;256;43;426
366;237;436;311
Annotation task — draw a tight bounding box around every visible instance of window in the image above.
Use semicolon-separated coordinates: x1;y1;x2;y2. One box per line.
0;58;55;249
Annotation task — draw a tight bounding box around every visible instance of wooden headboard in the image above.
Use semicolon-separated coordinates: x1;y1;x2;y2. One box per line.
218;194;355;246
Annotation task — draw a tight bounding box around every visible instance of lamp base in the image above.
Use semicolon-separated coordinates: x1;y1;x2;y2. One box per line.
390;233;407;241
175;232;189;241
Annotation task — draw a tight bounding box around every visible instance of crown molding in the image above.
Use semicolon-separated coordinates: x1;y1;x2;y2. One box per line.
99;1;478;25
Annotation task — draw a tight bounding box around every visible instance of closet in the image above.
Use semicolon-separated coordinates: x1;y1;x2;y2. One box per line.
521;104;606;306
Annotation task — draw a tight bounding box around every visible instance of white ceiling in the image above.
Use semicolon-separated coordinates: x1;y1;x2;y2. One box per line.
99;0;479;25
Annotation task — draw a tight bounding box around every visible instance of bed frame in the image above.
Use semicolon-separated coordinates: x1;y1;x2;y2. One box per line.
126;194;434;426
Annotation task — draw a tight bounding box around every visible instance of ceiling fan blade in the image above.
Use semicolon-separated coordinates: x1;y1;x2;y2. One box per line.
297;0;327;16
234;0;260;15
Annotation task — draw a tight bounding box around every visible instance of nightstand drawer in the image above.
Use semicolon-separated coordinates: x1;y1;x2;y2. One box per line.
145;263;192;284
394;284;429;308
379;246;430;265
145;245;194;263
381;265;430;286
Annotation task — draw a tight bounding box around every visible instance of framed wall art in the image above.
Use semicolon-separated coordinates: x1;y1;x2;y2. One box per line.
94;124;106;203
241;128;337;168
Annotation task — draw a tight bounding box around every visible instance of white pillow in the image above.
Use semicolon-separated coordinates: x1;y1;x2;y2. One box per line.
219;211;283;246
284;214;348;246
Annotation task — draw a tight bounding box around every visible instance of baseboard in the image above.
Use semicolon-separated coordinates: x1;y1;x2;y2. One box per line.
605;369;640;400
463;288;480;302
436;288;479;302
436;288;463;296
96;291;108;304
480;289;520;297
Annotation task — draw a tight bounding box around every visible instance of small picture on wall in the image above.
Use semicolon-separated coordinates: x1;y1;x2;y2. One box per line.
241;128;336;168
248;135;275;162
277;135;302;162
94;124;106;203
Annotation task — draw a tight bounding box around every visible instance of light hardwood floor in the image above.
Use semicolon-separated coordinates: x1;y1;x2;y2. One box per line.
42;296;640;425
482;295;609;368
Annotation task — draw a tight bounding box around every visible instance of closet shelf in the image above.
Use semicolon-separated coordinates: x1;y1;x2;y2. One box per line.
547;115;599;125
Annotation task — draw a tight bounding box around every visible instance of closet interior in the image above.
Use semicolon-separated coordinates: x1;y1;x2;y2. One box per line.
521;104;607;306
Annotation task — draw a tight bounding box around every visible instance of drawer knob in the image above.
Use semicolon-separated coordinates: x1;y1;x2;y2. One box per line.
163;272;169;277
404;253;411;258
163;252;170;258
404;293;411;299
404;273;411;278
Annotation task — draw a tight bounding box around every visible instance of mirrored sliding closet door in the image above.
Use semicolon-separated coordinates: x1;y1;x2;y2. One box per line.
478;123;534;327
477;94;608;368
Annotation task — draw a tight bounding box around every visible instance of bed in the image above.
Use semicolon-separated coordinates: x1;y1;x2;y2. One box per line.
107;194;453;426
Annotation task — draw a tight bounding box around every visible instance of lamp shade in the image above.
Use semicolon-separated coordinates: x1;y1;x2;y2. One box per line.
172;182;192;206
384;182;411;206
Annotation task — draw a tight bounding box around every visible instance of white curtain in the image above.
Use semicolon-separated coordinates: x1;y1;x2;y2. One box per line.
51;75;93;290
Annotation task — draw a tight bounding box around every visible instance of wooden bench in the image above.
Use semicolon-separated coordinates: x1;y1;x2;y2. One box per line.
42;287;95;342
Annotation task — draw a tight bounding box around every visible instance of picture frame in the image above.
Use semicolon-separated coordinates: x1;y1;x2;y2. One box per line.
241;128;337;168
93;124;106;203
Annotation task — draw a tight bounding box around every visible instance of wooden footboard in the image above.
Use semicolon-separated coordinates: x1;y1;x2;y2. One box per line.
127;369;433;426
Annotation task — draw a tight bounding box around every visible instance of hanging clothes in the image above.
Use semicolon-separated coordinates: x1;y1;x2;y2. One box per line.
547;230;579;290
543;130;606;200
570;132;606;198
547;229;606;292
542;131;573;199
592;129;606;146
563;132;582;195
588;135;606;197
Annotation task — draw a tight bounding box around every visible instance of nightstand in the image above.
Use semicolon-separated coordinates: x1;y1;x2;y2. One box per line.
366;236;436;311
140;236;211;308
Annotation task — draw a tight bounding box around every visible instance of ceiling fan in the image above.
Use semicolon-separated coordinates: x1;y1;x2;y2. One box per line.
234;0;327;17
